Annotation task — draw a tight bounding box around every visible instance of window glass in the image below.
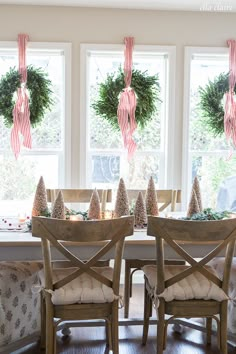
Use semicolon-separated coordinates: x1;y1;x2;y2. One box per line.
187;51;236;209
87;48;170;190
0;44;66;216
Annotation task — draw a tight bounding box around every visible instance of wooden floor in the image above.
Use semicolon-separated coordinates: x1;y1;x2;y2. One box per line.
19;284;235;354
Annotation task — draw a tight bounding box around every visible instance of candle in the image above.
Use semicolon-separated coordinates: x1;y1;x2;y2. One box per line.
101;190;107;212
18;213;26;223
104;210;113;219
69;215;83;221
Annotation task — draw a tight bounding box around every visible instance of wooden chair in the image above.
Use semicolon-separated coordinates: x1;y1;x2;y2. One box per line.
32;215;134;354
46;188;112;212
142;216;236;354
124;189;181;318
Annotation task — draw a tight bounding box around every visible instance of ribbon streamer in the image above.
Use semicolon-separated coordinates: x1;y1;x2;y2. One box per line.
117;37;137;161
224;40;236;147
11;34;32;159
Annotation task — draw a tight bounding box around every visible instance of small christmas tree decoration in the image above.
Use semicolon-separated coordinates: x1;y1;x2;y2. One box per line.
192;176;203;212
187;189;200;218
32;176;49;217
51;190;65;219
134;192;147;228
88;189;101;220
145;176;159;216
114;178;130;217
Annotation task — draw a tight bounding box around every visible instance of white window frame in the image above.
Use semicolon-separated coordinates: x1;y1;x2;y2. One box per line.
182;46;229;209
80;43;176;189
0;41;72;188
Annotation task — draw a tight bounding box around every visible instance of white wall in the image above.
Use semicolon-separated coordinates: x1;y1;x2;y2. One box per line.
0;5;235;189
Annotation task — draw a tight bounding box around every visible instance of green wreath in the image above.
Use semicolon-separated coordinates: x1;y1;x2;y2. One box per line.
0;65;53;128
198;72;235;136
91;67;160;131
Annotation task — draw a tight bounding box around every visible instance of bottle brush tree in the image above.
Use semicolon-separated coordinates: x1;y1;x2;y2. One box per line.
51;190;65;219
134;191;147;228
32;176;49;217
145;176;159;216
88;189;101;220
114;178;130;217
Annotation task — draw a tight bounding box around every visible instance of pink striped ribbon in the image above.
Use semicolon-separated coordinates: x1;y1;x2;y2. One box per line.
224;40;236;147
11;34;32;159
117;37;137;161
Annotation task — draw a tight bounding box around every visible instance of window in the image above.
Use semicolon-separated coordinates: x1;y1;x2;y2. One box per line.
0;42;71;216
80;44;175;191
183;47;234;209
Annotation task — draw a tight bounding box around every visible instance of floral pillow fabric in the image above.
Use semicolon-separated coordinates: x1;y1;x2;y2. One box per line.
0;261;43;348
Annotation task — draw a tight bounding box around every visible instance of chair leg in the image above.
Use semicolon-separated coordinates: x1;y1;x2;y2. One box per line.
105;318;112;351
142;281;151;345
220;301;228;354
40;293;46;350
206;317;212;345
157;299;165;354
111;301;119;354
124;261;131;318
45;295;55;354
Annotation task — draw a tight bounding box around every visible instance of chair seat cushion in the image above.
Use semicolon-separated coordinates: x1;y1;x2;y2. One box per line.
143;265;228;303
39;266;117;305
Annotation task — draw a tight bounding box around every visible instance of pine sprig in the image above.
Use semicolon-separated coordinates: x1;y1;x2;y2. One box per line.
183;208;230;220
92;67;161;131
0;65;53;128
198;72;232;136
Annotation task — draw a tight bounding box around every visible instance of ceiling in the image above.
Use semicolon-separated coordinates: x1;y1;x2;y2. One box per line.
0;0;235;12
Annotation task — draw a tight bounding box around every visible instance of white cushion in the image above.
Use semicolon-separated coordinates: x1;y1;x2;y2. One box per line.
209;258;236;334
143;265;228;303
39;266;117;305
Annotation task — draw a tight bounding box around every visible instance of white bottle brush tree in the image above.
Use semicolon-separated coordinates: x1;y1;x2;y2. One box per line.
134;192;147;228
32;176;49;217
114;178;130;217
52;190;65;219
187;189;200;218
88;189;101;220
145;176;159;216
192;176;203;212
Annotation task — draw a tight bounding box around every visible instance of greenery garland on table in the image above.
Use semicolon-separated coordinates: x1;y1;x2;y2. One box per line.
183;208;230;221
91;67;161;131
198;72;235;136
0;65;53;128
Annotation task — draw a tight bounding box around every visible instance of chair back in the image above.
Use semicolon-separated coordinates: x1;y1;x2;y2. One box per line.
127;189;181;212
46;188;112;211
32;216;134;294
147;216;236;296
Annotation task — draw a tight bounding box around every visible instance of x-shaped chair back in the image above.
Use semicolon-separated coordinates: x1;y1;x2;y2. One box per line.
46;188;112;212
147;216;236;295
127;189;181;212
32;216;134;293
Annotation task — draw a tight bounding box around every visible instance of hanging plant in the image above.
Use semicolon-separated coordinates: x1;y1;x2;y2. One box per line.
91;67;161;131
198;72;235;136
0;65;53;128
